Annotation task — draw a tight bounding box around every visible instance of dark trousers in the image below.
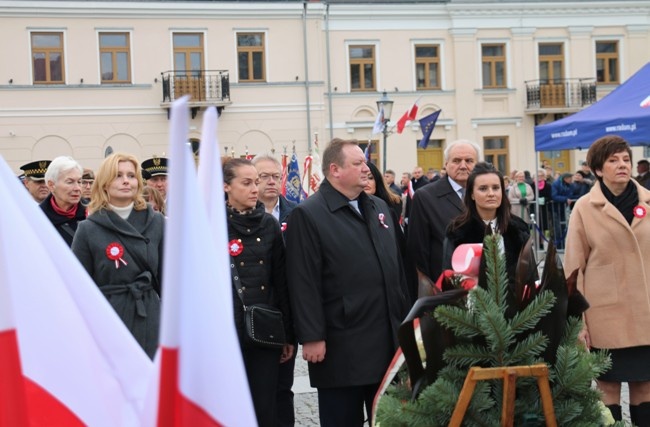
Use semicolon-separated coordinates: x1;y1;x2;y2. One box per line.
275;345;297;426
317;383;380;427
242;346;282;427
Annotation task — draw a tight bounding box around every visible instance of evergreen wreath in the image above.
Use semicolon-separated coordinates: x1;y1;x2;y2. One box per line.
376;234;622;426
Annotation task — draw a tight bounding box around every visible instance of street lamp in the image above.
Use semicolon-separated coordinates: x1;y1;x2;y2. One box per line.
376;91;394;171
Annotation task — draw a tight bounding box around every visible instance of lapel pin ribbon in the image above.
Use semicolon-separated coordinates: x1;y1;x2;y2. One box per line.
106;242;128;269
634;205;646;218
229;239;244;256
378;213;389;229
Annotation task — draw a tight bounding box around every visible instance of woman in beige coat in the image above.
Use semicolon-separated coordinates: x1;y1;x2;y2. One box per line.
565;135;650;426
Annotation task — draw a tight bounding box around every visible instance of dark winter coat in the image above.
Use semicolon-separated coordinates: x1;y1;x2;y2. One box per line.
71;206;164;358
227;203;293;347
285;179;410;388
442;215;531;287
407;176;465;285
40;194;87;247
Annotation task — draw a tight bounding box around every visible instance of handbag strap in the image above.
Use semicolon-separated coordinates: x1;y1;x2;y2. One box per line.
230;256;247;308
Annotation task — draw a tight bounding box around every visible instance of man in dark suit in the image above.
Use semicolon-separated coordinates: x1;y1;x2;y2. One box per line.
286;138;409;427
407;139;480;292
252;154;297;427
635;159;650;189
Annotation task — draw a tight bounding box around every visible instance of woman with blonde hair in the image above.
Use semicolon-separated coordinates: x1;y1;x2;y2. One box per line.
142;185;166;216
72;152;164;358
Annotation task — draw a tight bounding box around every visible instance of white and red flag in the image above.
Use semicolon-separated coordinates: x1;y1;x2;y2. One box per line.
0;155;152;427
143;98;257;427
395;98;421;134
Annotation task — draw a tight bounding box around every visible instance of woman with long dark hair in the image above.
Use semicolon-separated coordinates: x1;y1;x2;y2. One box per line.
443;162;530;288
364;161;402;228
223;157;293;427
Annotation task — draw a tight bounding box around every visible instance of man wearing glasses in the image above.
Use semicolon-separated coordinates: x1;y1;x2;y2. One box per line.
252;153;297;427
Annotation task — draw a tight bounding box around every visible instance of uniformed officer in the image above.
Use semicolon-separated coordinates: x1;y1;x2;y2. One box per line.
141;156;169;200
20;160;52;203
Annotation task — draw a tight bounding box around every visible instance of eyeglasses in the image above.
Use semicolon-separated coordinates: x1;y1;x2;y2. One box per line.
258;173;281;181
81;179;95;187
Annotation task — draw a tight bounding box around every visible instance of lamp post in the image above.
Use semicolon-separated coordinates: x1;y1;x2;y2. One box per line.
376;91;394;172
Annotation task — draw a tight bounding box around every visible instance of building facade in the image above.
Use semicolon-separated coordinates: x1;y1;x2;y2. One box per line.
1;0;649;176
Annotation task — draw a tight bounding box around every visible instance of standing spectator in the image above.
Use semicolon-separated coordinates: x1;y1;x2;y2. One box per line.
40;156;87;246
286;138;409;427
535;168;553;248
411;166;429;190
426;167;441;183
80;168;95;205
252;154;297;427
565;135;650;425
580;161;596;187
142;185;166;216
508;170;534;222
20;160;51;203
407;139;480;294
571;171;591;201
403;166;429;228
71;152;163;359
365;162;403;227
635;159;650;189
141;156;168;200
443;162;530;297
224;158;294;427
550;172;574;249
383;169;402;196
400;172;411;193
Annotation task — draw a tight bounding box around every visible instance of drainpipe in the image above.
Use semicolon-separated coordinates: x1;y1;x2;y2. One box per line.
325;1;333;142
303;0;312;151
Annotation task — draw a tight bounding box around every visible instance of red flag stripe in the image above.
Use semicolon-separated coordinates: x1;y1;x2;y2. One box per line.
0;330;29;427
157;347;225;427
23;378;85;427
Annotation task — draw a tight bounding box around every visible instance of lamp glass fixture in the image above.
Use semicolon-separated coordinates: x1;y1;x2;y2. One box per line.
376;91;394;121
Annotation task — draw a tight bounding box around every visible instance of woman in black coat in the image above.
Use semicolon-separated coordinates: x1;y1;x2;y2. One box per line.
223;158;293;427
443;162;531;306
40;156;87;246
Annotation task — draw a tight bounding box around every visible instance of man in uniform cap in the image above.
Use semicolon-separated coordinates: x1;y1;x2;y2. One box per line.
20;160;51;203
81;168;95;205
141;156;168;199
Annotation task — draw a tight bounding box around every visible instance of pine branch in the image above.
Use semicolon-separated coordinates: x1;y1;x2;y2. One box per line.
482;235;509;310
443;343;495;368
509;290;556;334
502;331;547;365
434;304;482;337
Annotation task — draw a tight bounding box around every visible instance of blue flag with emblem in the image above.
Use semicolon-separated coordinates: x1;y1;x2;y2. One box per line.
285;152;304;204
418;110;441;149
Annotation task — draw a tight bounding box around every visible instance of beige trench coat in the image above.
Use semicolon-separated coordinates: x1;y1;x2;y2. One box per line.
564;180;650;349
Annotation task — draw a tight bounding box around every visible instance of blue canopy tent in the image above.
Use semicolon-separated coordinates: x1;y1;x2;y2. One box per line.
535;62;650;151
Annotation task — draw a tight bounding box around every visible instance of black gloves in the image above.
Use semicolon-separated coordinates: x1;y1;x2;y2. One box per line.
520;198;528;206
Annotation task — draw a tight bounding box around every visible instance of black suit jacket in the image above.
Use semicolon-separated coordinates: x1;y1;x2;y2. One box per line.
285;179;409;388
407;177;464;285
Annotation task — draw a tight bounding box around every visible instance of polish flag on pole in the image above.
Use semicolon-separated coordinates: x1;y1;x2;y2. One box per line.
0;154;152;427
395;98;421;134
143;98;257;427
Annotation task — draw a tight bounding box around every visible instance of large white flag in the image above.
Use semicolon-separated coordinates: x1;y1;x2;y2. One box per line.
0;155;152;427
146;98;257;426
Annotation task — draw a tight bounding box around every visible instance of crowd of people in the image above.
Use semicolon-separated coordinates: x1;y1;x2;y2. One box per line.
14;133;650;426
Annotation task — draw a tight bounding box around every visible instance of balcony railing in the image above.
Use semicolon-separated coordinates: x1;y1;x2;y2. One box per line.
525;78;596;111
161;70;230;104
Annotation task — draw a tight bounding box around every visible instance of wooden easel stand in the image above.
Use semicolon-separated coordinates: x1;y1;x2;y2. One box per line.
449;363;557;427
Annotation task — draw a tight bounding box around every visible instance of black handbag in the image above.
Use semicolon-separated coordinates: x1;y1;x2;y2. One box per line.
231;257;285;349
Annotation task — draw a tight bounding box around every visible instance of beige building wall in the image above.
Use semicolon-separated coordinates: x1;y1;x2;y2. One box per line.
0;0;649;178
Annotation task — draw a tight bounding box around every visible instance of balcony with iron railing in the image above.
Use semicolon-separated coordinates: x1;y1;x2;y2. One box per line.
161;70;231;118
525;78;597;114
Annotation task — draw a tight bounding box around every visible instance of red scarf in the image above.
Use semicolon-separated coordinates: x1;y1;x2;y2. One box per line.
50;197;79;219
